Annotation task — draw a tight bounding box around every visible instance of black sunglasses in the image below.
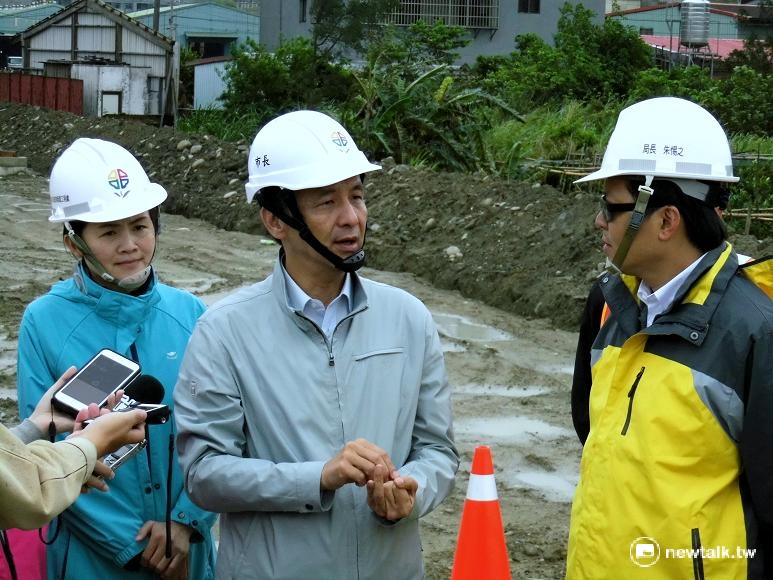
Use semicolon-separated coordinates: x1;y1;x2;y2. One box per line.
600;195;637;222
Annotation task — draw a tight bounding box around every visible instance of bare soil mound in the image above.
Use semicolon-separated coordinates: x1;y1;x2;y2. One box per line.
1;103;769;331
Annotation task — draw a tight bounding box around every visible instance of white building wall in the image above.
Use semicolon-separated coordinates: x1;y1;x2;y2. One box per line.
124;66;150;114
193;60;227;109
72;63;99;115
97;66;125;114
260;0;606;65
28;20;76;65
122;30;167;76
26;12;169;74
71;63;150;116
607;1;642;12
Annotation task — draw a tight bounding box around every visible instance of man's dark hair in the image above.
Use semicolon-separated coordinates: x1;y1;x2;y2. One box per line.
714;187;731;211
62;206;161;238
624;177;727;253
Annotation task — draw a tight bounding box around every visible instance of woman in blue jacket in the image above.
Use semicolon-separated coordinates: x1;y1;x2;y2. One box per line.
16;138;216;579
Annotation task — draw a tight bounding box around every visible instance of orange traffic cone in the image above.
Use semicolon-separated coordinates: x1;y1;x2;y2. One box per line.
451;445;511;579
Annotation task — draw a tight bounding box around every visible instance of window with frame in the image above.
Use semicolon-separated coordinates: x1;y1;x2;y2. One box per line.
299;0;307;23
384;1;499;30
518;0;539;14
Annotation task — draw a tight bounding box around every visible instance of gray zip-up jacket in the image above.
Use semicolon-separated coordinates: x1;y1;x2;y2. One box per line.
174;259;459;580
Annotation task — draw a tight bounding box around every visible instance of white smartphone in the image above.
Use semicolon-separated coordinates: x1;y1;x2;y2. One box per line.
52;349;141;417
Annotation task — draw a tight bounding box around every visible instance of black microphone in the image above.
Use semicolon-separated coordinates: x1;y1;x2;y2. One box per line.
89;374;169;424
117;374;165;408
120;375;169;424
96;375;169;473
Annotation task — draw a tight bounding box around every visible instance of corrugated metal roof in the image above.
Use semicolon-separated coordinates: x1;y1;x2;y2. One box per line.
128;0;257;19
190;54;231;66
641;34;746;58
129;2;197;18
0;2;60;34
608;2;741;19
0;2;57;15
19;0;173;47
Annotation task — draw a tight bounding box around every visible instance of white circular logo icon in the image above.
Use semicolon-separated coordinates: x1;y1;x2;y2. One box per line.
630;536;661;567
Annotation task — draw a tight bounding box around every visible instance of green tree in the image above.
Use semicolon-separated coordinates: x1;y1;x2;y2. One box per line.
341;22;518;171
476;33;561;111
553;2;652;100
220;37;354;118
178;47;199;111
724;33;773;76
403;19;470;65
628;65;716;104
471;2;651;110
701;65;773;136
310;0;400;60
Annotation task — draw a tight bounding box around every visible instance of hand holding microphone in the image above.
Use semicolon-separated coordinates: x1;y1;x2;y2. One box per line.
85;375;170;426
70;405;148;492
71;408;148;458
98;375;170;473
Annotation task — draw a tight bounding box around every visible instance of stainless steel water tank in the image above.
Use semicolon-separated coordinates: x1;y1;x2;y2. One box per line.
680;0;710;47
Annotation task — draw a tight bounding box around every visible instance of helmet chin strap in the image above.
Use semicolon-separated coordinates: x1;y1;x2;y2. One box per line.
65;225;153;291
298;226;366;273
259;192;366;273
114;265;153;290
608;176;654;274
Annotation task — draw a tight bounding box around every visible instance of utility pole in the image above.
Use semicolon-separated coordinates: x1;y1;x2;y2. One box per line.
152;0;160;31
169;2;178;128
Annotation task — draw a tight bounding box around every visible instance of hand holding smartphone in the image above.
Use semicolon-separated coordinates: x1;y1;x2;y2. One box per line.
55;357;174;476
53;349;141;418
83;403;170;426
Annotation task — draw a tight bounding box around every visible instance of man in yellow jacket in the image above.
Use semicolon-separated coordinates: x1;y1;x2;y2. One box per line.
566;97;773;579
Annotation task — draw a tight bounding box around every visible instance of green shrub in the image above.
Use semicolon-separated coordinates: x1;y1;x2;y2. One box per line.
176;2;772;185
220;37;355;116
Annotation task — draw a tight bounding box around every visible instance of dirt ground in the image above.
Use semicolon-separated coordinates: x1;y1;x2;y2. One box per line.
0;170;577;579
1;103;769;331
0;104;771;579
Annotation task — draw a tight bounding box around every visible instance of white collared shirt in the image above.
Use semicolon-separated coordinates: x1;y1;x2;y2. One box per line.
637;253;706;327
282;265;352;338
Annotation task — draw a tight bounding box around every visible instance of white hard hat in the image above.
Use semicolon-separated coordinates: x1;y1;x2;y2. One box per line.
575;97;738;185
245;110;381;203
49;138;167;223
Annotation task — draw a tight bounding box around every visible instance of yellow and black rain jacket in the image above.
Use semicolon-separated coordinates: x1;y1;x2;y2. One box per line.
567;243;773;580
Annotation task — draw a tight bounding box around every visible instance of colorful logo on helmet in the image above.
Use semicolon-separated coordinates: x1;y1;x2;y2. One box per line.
107;168;130;197
331;131;348;148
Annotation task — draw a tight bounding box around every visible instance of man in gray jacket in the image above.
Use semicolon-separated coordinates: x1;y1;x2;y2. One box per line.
174;110;459;579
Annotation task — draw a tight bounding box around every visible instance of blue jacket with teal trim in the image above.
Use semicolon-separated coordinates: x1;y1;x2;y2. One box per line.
17;263;216;580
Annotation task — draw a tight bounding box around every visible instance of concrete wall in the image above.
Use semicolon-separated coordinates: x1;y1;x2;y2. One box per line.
260;0;606;64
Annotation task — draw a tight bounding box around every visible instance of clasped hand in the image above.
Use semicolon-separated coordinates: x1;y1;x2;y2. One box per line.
321;438;418;521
